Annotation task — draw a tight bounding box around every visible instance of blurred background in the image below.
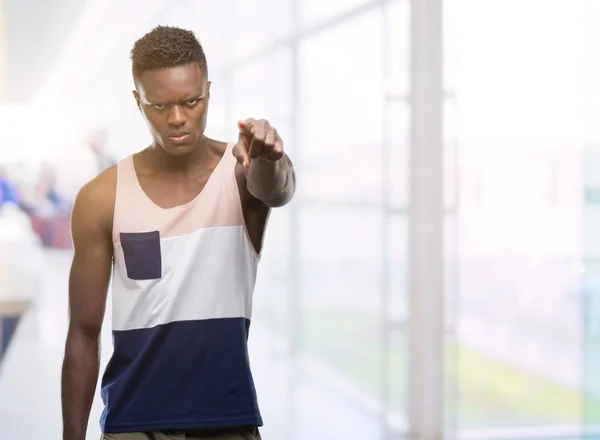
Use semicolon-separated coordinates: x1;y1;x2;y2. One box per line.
1;0;600;439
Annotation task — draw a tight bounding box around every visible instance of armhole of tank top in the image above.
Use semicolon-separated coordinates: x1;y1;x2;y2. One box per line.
228;154;262;262
111;159;123;245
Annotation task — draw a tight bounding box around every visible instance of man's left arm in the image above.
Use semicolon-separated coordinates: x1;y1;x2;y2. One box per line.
233;118;296;208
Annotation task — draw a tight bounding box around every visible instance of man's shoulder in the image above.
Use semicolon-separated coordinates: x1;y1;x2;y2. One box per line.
75;164;118;214
86;164;118;193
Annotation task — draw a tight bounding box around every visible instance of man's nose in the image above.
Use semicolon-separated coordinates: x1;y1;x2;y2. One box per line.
167;104;186;127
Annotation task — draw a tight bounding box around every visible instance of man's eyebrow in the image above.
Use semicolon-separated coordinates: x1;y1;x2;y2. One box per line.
142;94;206;105
182;93;206;101
140;96;164;105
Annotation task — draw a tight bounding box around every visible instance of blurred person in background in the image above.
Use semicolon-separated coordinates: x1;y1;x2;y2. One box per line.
27;162;72;247
61;25;296;440
36;163;65;209
87;128;116;174
0;165;20;207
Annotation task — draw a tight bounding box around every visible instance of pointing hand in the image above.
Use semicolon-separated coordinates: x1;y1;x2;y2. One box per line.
233;118;284;168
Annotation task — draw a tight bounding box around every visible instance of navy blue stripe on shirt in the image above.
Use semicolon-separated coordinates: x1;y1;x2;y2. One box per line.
100;317;262;433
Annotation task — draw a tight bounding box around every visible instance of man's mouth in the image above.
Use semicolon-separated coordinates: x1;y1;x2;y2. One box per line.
168;131;191;143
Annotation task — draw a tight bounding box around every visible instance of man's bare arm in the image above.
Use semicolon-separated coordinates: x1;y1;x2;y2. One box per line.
246;154;296;208
61;169;115;440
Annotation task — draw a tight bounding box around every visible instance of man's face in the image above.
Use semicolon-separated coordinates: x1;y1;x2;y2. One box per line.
134;63;210;156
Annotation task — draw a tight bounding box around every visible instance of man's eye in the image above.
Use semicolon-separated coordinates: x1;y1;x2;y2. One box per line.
152;104;166;110
185;100;198;107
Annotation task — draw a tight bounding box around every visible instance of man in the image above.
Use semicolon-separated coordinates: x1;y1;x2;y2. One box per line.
61;25;296;440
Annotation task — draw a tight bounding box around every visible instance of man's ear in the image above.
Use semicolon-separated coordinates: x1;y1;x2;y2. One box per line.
206;81;211;99
133;90;141;111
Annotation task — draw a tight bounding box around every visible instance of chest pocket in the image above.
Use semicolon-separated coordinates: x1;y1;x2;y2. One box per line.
120;231;162;280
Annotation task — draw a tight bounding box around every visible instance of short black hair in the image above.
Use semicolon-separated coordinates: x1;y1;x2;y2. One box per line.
130;25;208;81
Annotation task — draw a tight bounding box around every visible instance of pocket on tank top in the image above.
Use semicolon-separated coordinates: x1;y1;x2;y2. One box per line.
119;231;162;280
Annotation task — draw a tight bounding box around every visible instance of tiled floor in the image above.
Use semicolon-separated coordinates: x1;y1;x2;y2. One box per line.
0;248;381;440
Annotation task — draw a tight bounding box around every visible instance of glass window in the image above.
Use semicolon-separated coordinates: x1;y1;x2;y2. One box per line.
582;9;600;404
296;206;408;427
582;0;600;145
384;328;409;434
582;0;600;414
582;235;600;429
451;0;589;432
444;214;460;434
387;215;409;322
384;214;409;428
253;207;294;341
386;100;409;209
444;0;459;93
444;98;458;211
298;10;383;204
231;49;292;144
300;0;374;28
230;0;292;60
386;0;410;98
299;206;385;402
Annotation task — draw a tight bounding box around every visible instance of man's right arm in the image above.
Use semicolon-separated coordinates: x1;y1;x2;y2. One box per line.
61;169;116;440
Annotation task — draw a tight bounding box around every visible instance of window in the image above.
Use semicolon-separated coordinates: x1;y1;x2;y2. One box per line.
231;0;292;60
384;214;410;431
386;0;410;98
298;205;386;402
582;2;600;430
386;100;409;209
451;0;590;432
231;49;292;141
298;10;382;204
300;0;374;28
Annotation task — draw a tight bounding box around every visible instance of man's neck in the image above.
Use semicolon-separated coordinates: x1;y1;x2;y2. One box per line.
145;137;213;175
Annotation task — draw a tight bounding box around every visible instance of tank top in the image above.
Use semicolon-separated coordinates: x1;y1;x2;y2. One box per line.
100;143;263;433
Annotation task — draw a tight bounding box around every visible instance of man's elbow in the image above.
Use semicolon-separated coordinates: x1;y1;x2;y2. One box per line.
250;166;296;208
66;315;102;344
262;176;296;208
262;190;294;208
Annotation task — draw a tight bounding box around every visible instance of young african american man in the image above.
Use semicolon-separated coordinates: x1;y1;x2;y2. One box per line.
61;25;296;440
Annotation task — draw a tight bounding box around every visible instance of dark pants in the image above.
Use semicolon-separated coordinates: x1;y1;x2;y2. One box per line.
101;427;261;440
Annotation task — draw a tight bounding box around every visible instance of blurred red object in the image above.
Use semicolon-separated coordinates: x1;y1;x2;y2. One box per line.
28;214;72;249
